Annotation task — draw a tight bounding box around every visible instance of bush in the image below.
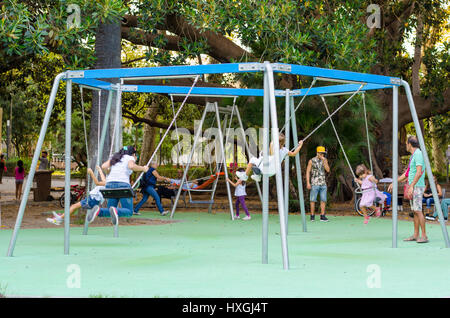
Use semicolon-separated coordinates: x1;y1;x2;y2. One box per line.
4;158;33;177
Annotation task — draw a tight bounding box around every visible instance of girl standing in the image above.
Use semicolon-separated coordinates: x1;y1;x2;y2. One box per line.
227;168;251;220
354;164;386;224
15;160;25;201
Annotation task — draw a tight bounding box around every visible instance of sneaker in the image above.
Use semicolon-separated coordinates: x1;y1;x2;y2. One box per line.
409;212;414;218
234;215;241;220
109;207;119;226
52;211;62;221
320;215;329;222
251;166;262;175
236;171;248;181
243;215;251;220
133;211;141;216
86;205;101;223
425;216;436;221
251;174;261;182
364;216;370;224
160;210;169;216
310;215;315;221
46;217;62;225
375;207;382;217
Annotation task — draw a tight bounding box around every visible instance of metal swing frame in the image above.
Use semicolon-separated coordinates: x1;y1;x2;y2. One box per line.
6;62;449;272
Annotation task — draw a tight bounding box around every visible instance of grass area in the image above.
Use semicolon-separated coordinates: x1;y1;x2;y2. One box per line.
0;211;450;298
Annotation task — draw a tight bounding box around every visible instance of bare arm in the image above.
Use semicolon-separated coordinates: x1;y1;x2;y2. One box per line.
288;140;304;156
128;160;149;172
101;160;111;172
306;160;312;186
322;158;330;173
369;176;378;184
354;178;362;185
152;169;170;182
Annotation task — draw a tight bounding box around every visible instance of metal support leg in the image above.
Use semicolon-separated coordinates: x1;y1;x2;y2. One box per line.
290;96;307;232
7;72;66;257
401;81;450;247
262;72;270;265
265;62;289;270
64;79;73;255
392;86;399;248
284;90;290;234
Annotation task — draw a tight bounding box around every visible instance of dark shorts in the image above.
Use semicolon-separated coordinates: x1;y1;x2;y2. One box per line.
80;196;101;209
15;179;24;184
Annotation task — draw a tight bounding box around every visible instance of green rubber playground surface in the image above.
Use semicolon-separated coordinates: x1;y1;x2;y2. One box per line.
1;212;450;298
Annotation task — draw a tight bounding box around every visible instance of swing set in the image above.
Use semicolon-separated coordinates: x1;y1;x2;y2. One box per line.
6;62;449;271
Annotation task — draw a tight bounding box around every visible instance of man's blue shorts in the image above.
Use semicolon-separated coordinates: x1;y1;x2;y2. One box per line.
80;196;101;209
310;185;327;202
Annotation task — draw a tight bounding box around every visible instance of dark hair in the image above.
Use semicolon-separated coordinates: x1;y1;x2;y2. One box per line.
237;168;245;172
407;136;420;148
110;146;137;166
0;154;4;159
355;164;368;177
17;160;24;173
42;151;48;155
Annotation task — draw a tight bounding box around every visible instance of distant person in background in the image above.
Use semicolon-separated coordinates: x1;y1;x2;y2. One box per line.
422;176;442;213
38;151;49;170
15;160;25;201
0;154;5;184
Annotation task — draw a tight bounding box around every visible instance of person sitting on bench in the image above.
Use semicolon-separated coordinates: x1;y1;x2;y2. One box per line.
94;146;148;226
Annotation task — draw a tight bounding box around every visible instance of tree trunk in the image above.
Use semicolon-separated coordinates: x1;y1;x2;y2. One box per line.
89;22;122;170
139;101;159;166
430;119;446;174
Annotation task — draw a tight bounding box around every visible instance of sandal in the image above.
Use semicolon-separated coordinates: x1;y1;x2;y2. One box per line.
416;237;429;243
403;236;417;242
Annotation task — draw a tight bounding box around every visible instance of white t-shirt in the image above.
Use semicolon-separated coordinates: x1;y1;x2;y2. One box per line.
89;185;105;203
105;155;135;184
251;147;290;167
235;183;246;197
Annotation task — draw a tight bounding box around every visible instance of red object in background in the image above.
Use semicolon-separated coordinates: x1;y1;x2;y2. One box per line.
229;162;238;174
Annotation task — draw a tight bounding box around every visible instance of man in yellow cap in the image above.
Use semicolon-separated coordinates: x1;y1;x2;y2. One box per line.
306;146;330;222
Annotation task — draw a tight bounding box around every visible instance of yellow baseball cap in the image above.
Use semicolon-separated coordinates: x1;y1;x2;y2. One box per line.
316;146;326;153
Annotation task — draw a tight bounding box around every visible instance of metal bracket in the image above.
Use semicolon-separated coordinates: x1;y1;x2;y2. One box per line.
120;85;138;92
205;103;216;112
271;63;292;72
238;63;265;72
66;71;85;79
390;78;402;85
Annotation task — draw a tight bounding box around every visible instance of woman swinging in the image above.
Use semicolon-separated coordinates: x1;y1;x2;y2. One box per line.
95;146;149;226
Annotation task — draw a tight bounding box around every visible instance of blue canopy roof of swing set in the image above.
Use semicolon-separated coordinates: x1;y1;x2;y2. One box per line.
64;62;401;97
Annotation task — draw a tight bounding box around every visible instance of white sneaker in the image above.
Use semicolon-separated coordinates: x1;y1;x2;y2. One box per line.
234;215;241;220
160;210;169;216
52;211;62;221
86;205;101;224
236;171;248;181
109;207;119;226
251;174;261;182
46;218;62;225
243;215;251;220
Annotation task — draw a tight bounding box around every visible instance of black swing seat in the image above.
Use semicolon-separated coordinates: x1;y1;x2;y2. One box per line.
100;188;135;199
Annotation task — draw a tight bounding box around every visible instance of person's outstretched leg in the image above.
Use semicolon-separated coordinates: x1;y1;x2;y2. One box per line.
134;191;149;214
146;186;165;214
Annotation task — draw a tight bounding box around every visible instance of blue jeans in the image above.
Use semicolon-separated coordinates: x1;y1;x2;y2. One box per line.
310;185;327;202
422;197;434;208
433;198;449;219
98;182;133;217
134;185;163;213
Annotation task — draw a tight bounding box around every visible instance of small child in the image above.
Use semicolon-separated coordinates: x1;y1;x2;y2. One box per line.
354;164;386;224
227;168;251;220
47;166;106;225
236;134;303;182
15;160;25;201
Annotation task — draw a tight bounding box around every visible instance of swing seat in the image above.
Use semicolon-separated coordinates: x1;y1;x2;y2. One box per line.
100;188;135;199
189;200;214;204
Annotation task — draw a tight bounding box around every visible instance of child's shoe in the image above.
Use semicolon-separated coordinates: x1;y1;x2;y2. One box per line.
375;207;382;217
46;217;61;225
234;215;240;220
364;216;370;224
243;215;251;220
251;174;261;182
52;211;63;221
236;171;248;181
